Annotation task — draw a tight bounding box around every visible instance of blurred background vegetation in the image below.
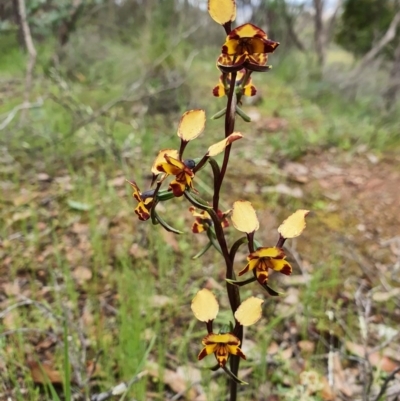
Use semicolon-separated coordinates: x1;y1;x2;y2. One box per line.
1;0;400;400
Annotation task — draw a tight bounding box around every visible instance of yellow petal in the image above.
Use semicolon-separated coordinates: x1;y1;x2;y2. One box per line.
270;259;292;275
234;297;264;326
151;149;179;175
208;0;236;25
226;344;246;360
255;247;284;259
212;83;226;97
164;155;186;170
207;132;243;157
203;333;240;345
222;38;240;55
177;109;206;142
191;289;219;322
243;83;256;97
278;209;310;239
134;202;151;221
126;180;142;202
198;343;217;361
157;162;181;176
231;200;259;233
231;23;266;40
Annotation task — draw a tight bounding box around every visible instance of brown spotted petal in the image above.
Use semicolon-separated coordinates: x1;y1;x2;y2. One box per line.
217;53;247;70
218;23;278;72
222;23;279;56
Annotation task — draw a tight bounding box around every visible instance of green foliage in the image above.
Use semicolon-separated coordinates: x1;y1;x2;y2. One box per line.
250;0;306;51
26;0;101;39
336;0;400;57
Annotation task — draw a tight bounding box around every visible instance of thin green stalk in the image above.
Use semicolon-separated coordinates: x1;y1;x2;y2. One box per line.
63;320;71;401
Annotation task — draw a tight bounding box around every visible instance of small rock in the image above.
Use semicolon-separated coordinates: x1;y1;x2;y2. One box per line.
283;162;309;183
261;183;303;198
37;173;51;182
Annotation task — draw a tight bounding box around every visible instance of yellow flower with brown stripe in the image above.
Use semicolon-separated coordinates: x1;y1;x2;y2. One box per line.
127;180;154;221
191;289;264;370
218;23;279;71
198;333;246;367
156;155;195;197
189;207;229;234
238;247;292;285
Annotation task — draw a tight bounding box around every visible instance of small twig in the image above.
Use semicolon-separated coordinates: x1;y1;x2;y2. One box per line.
16;0;37;119
18;294;61;321
168;370;222;401
0;295;60;322
0;300;33;319
372;366;400;401
326;310;335;388
0;98;43;131
285;240;311;281
368;330;400;356
347;11;400;83
62;306;85;389
355;286;374;401
0;328;57;339
84;350;103;385
90;371;148;401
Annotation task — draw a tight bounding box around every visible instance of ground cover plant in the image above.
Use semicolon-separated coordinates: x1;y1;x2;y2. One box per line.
1;0;400;400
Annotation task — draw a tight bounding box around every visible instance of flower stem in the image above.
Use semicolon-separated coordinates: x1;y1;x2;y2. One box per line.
213;71;237;212
211;69;242;401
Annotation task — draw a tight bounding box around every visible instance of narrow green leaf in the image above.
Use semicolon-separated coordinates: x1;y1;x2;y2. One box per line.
235;106;251;122
192;241;212;259
67;199;91;211
210;107;227;120
210;363;220;371
222;365;248;385
208;157;221;187
229;237;248;261
226;277;256;286
150;201;159;225
157;190;175;202
184;190;211;210
38;362;62;401
206;230;223;255
153;209;183;234
63;320;71;401
262;284;283;297
119;336;156;401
